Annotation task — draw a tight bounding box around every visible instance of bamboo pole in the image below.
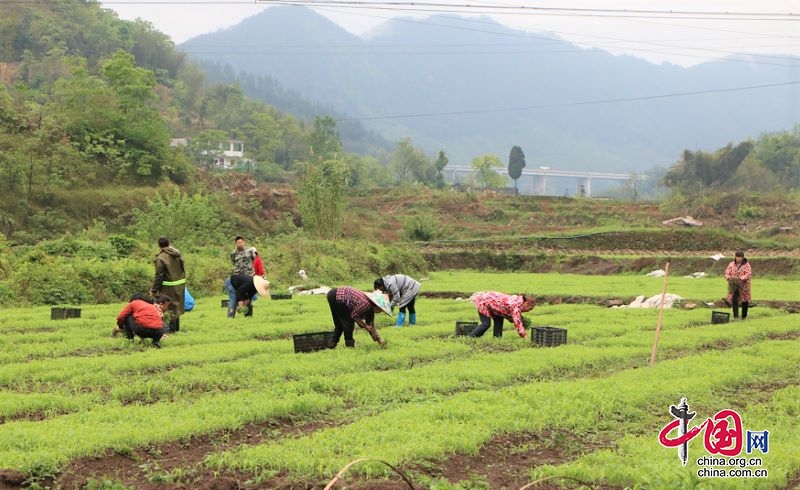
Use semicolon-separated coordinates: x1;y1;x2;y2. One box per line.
324;458;416;490
649;260;670;366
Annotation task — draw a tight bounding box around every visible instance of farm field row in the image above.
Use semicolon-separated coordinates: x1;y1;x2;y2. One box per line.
0;272;797;489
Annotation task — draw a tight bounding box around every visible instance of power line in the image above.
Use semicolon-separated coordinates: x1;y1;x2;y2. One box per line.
333;80;800;122
259;0;800;21
16;0;794;20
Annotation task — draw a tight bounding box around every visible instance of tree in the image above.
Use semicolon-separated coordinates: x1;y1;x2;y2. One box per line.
471;154;505;189
434;150;448;189
297;159;349;240
753;126;800;188
130;192;226;245
508;145;526;191
198;84;246;131
238;111;283;166
390;138;434;185
97;51;170;181
101;51;158;114
662;142;754;193
308;116;342;163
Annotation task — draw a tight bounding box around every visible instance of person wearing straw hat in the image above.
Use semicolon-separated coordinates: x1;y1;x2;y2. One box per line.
468;291;536;338
225;274;271;318
326;286;390;348
723;250;752;319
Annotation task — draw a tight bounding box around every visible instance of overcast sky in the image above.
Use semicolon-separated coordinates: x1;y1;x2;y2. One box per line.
103;1;800;67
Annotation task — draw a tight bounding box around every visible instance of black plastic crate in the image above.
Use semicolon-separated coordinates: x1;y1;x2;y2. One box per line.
711;311;730;324
293;331;334;353
271;293;293;300
455;321;479;336
533;326;567;347
51;307;81;320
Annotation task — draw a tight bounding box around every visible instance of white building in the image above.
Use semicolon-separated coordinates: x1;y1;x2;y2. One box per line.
170;138;248;169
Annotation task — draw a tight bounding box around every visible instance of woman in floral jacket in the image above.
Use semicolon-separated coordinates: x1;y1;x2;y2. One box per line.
724;250;752;319
469;291;536;338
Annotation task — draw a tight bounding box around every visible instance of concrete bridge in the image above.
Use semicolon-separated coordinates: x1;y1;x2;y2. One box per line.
444;165;645;197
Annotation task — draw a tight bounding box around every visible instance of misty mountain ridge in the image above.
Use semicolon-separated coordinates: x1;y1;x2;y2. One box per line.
180;6;799;172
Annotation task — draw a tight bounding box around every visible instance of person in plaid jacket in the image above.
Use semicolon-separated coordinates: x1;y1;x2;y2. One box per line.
327;287;391;348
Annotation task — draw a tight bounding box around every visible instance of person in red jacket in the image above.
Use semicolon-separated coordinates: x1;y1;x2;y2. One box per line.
253;252;265;277
113;295;172;348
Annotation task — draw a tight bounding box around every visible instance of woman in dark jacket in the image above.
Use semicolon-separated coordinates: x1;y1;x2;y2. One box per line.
327;287;391;348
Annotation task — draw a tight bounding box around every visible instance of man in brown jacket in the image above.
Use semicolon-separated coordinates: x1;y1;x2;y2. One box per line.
150;236;186;332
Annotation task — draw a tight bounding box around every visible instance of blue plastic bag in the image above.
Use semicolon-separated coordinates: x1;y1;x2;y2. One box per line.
184;287;195;312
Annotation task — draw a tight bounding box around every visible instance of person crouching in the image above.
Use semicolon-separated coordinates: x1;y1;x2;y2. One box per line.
113;295;172;348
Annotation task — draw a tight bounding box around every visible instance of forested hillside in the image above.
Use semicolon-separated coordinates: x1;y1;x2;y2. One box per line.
0;1;391;243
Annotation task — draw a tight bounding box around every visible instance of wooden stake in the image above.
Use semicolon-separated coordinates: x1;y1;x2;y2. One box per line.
649;260;670;366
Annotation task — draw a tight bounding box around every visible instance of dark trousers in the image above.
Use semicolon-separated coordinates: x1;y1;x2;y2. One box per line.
399;296;416;314
327;289;356;347
123;315;165;341
469;313;504;338
731;290;749;319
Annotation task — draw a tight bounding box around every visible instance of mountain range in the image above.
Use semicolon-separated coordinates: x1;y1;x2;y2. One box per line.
179;6;800;172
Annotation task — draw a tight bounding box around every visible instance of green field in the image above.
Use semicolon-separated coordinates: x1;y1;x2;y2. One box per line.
1;272;797;489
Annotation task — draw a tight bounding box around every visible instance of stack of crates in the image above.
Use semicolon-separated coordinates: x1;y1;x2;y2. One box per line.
51;307;82;320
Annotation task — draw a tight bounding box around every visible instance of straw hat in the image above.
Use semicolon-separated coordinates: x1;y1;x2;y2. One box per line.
253;275;271;297
367;290;393;317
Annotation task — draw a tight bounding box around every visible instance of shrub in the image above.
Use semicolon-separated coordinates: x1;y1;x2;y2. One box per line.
15;261;93;305
129;191;229;246
402;215;442;242
109;235;137;257
735;205;762;220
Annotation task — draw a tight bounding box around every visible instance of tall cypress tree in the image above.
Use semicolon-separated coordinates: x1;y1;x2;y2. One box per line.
508;145;526;191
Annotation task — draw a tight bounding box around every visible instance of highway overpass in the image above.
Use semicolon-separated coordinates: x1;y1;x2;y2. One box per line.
443;165;646;197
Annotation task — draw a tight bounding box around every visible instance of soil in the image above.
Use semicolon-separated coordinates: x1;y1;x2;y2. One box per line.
3;423;616;490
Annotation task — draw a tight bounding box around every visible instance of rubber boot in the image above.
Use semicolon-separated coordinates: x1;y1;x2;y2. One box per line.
244;304;253;317
227;307;236;319
741;302;749;319
344;339;356;348
409;313;416;326
169;317;180;332
395;312;406;327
